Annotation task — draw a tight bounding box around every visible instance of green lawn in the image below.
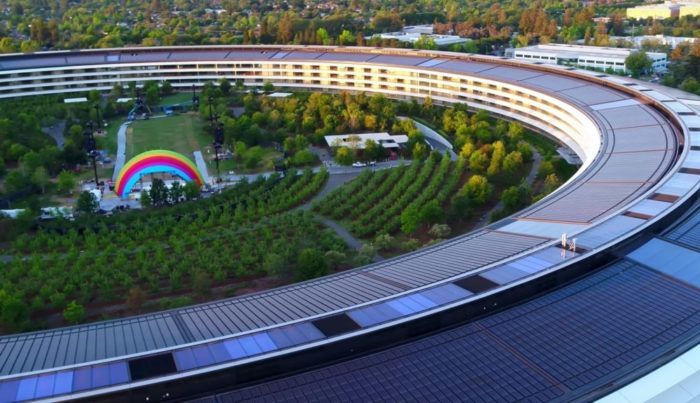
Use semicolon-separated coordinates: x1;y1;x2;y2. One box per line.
127;113;212;159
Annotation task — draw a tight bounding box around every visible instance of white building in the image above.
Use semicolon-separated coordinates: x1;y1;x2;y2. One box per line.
372;32;468;47
507;44;667;73
606;35;698;50
325;133;409;149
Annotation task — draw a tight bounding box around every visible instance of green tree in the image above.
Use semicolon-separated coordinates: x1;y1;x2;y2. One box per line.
31;166;49;193
3;171;26;194
625;51;652;78
338;30;354;45
169;181;184;203
184;181;201;200
63;300;86;324
149;178;169;206
292;149;315;166
420;200;444;225
503;151;524;175
263;253;286;276
76;191;99;214
544;173;562;194
0;291;28;331
507;122;524;143
469;150;488;173
297;248;327;280
57;170;76;194
400;204;421;234
335;146;354;165
140;189;152;208
487;141;505;176
262;81;274;93
462;175;492;205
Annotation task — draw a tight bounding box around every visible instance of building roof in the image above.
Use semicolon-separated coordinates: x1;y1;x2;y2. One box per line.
324;132;409;149
513;43;666;59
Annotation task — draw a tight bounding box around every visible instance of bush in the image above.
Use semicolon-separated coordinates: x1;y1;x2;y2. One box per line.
63;301;86;324
296;248;328;281
429;224;451;239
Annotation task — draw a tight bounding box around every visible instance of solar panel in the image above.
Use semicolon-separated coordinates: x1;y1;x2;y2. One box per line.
128;353;177;381
312;314;361;337
454;276;499;293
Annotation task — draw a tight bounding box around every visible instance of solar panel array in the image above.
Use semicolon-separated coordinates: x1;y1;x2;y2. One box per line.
210;260;700;402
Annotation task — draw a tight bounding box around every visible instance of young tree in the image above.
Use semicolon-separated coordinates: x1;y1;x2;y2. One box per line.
63;300;86;324
140;189;152;208
335;146;354;165
296;248;328;280
76;191;99;214
625;51;652;78
469;150;488;173
183;181;201;200
149;178;169;206
462;175;492;205
503;151;524;175
31;167;49;193
57;170;76;194
420;200;444;225
400;204;421;234
169;181;184;203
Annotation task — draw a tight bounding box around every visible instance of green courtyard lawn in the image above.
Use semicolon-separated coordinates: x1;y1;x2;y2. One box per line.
127;113;212;160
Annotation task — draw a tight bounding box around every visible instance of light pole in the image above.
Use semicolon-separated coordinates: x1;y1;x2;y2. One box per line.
83;121;99;187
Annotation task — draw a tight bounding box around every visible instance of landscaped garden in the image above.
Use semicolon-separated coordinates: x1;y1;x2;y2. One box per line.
0;169;351;333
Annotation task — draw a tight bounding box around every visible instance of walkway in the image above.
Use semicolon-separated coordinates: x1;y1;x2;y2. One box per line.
112;122;128;182
400;117;457;161
193;151;211;185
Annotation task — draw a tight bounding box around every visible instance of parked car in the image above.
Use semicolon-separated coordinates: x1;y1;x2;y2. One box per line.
352;161;367;167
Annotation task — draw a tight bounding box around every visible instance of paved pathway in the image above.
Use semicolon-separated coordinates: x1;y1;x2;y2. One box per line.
401;117;458;161
41;121;66;149
112;122;128;181
193;151;211;185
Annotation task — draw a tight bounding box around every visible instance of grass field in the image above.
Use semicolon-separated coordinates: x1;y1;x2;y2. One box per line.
127;113;211;159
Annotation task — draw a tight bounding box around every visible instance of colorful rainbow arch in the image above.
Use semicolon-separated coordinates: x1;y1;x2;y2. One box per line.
115;150;205;198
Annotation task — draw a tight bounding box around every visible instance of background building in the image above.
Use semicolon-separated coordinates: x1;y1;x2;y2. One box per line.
627;1;700;19
507;44;667;73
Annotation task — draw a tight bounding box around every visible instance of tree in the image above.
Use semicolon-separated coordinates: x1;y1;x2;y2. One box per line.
448;194;471;221
169;181;184;203
412;142;429;160
507;122;524;143
184;181;201;200
0;290;28;331
76;191;98;214
503;151;524;175
63;301;86;324
469;150;488;173
219;78;231;95
544;173;562;194
487;141;505;177
400;204;421;234
140;190;152;208
31;167;49;193
3;171;26;194
364;139;382;161
626;51;652;78
462;175;492;205
502;182;532;211
263;253;286;276
297;248;327;280
420;200;444;225
57;170;76;194
291;149;314;166
335;146;354;165
338;30;354;45
262;81;274;93
149;178;169;206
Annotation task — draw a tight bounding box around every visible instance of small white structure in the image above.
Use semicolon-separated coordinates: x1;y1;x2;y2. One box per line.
402;25;434;35
63;97;88;104
506;44;667;73
266;92;293;98
325;132;409;149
